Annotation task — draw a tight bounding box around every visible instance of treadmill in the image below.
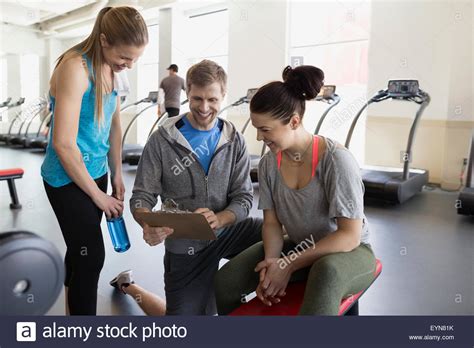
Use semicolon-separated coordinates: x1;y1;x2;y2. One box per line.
23;111;52;149
27;96;128;152
345;80;430;204
121;91;159;162
1;100;45;146
0;98;26;143
9;103;48;147
0;97;12;109
124;98;189;165
457;132;474;215
313;85;341;135
241;85;341;182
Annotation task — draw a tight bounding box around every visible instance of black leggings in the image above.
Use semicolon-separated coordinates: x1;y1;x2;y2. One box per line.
44;174;107;315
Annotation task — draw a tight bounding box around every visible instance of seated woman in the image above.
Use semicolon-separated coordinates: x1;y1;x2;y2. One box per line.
214;65;377;315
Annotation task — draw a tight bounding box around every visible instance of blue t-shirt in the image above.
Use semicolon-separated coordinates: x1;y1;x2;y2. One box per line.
179;116;222;174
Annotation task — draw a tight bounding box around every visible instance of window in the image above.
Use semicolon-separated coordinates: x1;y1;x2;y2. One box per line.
0;56;7;123
136;24;159;145
20;54;40;102
289;1;371;162
137;24;159;97
182;9;229;72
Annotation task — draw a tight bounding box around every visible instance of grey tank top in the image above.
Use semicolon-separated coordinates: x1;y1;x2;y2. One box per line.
258;136;370;245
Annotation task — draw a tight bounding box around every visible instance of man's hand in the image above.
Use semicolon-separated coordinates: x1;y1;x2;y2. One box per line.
194;208;223;230
143;223;174;246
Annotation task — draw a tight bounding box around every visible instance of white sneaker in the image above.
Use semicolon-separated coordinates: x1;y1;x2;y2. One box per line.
109;270;135;294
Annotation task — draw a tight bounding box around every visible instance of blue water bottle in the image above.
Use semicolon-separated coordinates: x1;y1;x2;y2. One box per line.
107;216;131;253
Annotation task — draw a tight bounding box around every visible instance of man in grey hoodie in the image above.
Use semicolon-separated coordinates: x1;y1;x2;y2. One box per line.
128;60;262;315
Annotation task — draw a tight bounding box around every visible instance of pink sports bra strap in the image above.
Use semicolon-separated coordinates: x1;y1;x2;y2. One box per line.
277;151;282;169
311;135;319;178
277;136;320;177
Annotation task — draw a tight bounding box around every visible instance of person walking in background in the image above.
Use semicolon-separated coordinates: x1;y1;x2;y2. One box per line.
158;64;186;117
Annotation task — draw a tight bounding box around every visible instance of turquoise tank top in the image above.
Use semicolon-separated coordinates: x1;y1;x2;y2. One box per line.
41;54;118;187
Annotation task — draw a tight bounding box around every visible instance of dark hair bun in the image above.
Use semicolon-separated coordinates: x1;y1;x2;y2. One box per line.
282;65;324;100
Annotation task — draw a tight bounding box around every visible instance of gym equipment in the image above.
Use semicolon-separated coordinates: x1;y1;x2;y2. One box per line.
124;98;189;166
146;99;189;139
23;111;52;149
231;88;266;182
0;97;12;109
345;80;430;204
457;132;474;215
121;91;159;162
0;168;24;209
0;231;64;315
231;259;382;316
0;97;26;142
240;86;341;182
0;100;46;145
313;85;341;134
218;89;257;116
0;97;23;112
8;104;49;147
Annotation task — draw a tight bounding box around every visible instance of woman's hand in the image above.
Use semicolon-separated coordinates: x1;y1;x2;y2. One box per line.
254;267;279;306
111;174;125;201
93;191;124;219
255;258;291;299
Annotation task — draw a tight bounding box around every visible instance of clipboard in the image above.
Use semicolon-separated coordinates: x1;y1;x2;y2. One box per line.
135;211;216;240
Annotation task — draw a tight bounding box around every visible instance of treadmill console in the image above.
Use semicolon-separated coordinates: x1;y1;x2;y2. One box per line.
387;80;419;98
317;85;336;100
246;88;258;101
146;91;159;103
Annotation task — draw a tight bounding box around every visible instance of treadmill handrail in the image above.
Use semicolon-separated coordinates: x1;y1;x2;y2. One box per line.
0;97;12;107
314;94;341;135
344;101;371;148
15;103;45;136
402;91;430;180
2;98;24;112
120;98;145;112
147;111;169;139
121;103;157;150
345;89;402;148
6;111;23;135
147;99;189;138
465;131;474;188
36;112;52;137
241;117;251;134
218;96;247;117
24;106;47;136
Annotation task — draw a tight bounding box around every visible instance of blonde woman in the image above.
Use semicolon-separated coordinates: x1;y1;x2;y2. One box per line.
41;6;148;315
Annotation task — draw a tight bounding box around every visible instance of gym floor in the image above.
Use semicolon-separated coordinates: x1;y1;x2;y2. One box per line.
1;146;472;316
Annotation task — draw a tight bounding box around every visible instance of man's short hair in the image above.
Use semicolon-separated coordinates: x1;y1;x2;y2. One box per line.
186;60;227;94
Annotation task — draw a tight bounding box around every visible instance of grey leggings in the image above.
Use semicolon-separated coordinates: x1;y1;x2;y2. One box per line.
215;238;376;315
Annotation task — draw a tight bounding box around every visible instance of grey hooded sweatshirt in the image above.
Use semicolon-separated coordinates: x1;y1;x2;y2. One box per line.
130;114;253;254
